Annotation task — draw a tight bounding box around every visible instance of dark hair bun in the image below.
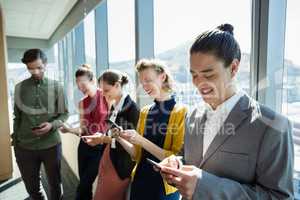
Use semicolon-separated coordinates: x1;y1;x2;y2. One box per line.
217;23;234;35
121;74;129;85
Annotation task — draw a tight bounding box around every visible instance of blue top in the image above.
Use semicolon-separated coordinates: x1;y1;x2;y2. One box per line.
130;97;178;200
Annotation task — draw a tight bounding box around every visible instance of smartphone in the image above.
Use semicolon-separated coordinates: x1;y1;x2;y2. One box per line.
31;126;41;131
105;119;122;131
146;158;162;171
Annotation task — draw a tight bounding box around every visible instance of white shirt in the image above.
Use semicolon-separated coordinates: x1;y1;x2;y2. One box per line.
109;93;127;123
202;91;244;157
108;94;127;148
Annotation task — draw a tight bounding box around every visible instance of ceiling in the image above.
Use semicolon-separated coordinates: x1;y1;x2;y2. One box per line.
0;0;77;39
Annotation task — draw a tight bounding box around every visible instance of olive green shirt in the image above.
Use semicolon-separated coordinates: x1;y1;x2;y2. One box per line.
12;76;69;150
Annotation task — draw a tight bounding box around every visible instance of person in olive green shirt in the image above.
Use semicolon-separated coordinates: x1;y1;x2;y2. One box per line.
12;49;68;200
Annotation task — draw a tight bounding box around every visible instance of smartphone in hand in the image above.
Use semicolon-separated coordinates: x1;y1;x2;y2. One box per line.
31;125;42;131
105;119;122;130
146;158;162;171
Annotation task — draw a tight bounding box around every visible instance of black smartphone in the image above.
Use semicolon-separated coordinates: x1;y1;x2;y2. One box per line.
31;126;41;130
146;158;162;171
105;119;122;130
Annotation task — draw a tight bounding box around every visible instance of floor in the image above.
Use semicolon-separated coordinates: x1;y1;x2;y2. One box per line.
1;145;300;200
0;149;46;200
0;148;78;200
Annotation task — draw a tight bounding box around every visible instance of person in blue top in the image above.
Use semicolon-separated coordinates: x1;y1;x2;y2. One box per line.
115;59;187;200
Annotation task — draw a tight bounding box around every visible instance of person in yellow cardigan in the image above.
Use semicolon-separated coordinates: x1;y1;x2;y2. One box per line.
115;59;187;200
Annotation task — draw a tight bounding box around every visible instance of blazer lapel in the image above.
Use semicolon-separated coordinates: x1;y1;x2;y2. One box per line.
186;107;207;166
199;95;251;168
194;111;207;166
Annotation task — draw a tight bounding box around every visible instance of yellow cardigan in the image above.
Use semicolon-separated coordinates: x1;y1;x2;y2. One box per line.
131;103;187;195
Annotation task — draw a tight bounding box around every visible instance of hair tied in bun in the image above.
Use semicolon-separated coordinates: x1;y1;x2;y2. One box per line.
121;74;129;85
217;23;234;35
81;64;92;70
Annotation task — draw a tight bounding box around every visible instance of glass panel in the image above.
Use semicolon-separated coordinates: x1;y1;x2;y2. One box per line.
154;0;252;110
107;0;136;98
84;11;97;73
45;44;60;82
282;0;300;195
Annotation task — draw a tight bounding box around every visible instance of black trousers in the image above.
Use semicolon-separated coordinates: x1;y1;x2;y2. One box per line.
14;143;62;200
76;140;104;200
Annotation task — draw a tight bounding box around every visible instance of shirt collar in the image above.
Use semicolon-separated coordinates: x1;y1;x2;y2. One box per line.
204;90;244;118
154;96;176;107
112;93;127;113
30;76;46;85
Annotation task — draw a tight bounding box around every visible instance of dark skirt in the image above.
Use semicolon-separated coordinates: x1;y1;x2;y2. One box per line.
130;158;180;200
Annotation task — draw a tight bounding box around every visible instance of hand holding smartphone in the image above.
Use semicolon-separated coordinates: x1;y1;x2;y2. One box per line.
31;123;46;131
105;119;122;138
31;123;49;136
31;126;42;131
146;158;162;172
105;119;122;131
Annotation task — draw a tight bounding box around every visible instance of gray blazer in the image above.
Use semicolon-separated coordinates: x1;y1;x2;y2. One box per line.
184;94;294;200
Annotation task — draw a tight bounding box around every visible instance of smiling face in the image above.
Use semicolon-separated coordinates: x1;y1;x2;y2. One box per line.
99;80;121;102
76;76;93;95
26;58;46;80
190;52;239;109
138;68;166;99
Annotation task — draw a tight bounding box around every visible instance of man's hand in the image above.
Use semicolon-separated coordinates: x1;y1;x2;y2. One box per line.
32;122;52;136
81;133;111;146
160;165;200;200
159;155;182;169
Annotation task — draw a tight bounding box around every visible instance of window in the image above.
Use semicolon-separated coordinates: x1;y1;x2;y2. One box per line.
107;0;136;97
7;62;30;108
58;31;78;114
282;0;300;195
45;44;61;82
282;0;300;122
154;0;252;109
84;10;97;73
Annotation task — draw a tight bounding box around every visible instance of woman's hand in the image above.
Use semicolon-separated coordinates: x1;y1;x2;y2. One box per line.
81;133;112;146
59;123;83;137
59;123;71;134
119;129;142;145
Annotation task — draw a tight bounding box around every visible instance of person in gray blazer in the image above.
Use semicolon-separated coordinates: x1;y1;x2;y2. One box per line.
159;23;294;200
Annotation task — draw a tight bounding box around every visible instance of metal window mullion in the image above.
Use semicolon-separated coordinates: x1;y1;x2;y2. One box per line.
95;1;109;77
74;23;86;66
251;0;287;113
135;0;154;106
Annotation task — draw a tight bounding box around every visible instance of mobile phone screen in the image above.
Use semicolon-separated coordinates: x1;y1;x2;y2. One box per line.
105;119;121;130
146;158;162;171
